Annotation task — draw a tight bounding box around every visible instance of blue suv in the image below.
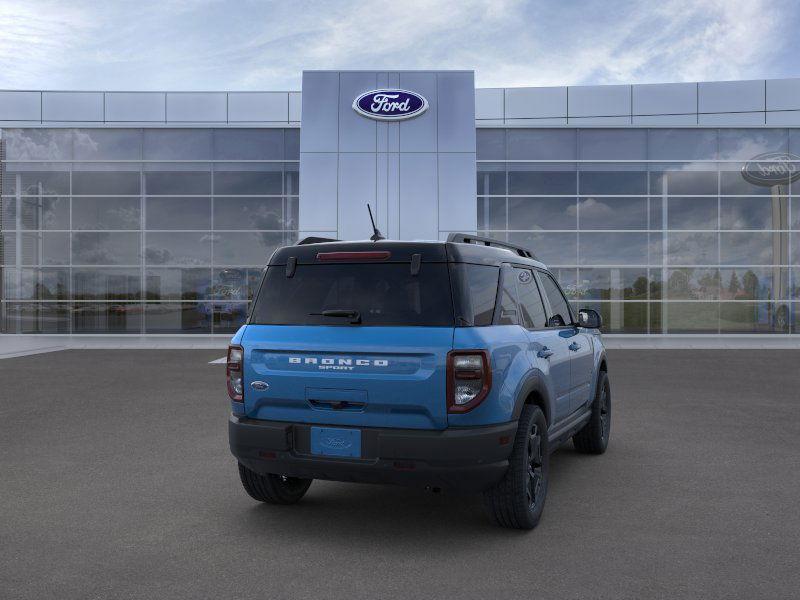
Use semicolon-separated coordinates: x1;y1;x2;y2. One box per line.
228;234;610;529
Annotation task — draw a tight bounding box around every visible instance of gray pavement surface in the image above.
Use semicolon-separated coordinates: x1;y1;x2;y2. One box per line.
1;349;799;599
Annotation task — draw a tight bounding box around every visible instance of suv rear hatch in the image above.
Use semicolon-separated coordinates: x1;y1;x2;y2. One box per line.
242;245;455;430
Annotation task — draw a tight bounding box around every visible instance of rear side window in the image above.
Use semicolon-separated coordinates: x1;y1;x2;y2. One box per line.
514;268;547;329
250;263;453;326
538;272;572;326
449;264;499;326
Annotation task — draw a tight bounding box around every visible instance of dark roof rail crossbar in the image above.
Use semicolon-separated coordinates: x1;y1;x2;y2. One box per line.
297;236;339;245
446;233;536;259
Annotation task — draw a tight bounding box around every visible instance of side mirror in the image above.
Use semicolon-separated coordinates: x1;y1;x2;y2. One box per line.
578;308;603;329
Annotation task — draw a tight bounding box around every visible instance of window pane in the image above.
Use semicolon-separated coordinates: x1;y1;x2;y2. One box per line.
579;233;649;265
508;197;576;230
285;129;300;159
666;268;720;300
72;232;140;265
648;129;718;161
8;268;69;300
538;272;571;326
579;171;647;195
145;268;212;300
477;166;506;195
507;129;576;160
145;232;212;265
72;268;141;300
578;129;646;160
720;197;785;230
2;302;70;333
718;129;788;160
508;169;576;195
666;232;718;265
449;263;498;326
214;129;283;160
1;197;16;227
73;129;141;160
20;196;69;230
577;268;649;300
284;163;299;196
580;301;648;334
212;232;283;265
72;171;140;195
578;197;647;230
477;197;506;230
213;170;283;195
668;197;718;230
143;129;213;160
72;197;140;230
650;169;717;195
213;303;249;333
72;303;142;333
720;232;776;265
213;197;284;230
719;302;778;333
477;129;505;160
144;171;211;195
719;267;783;301
720;168;774;195
10;170;70;195
515;268;547;328
663;302;719;333
145;303;212;333
212;267;263;301
4;129;72;160
19;232;70;265
507;232;577;265
145;197;211;230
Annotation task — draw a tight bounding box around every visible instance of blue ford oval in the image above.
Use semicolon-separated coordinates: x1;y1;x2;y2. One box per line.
352;89;428;121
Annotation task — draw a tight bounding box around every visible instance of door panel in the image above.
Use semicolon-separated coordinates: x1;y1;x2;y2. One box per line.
566;328;594;412
526;329;572;423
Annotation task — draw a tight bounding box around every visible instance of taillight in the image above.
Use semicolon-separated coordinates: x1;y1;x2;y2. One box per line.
447;350;491;413
227;345;244;402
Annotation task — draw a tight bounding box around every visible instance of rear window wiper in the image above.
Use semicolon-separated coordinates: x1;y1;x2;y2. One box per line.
309;309;362;324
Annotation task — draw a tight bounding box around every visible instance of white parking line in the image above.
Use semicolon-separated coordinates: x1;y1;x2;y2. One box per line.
209;357;227;364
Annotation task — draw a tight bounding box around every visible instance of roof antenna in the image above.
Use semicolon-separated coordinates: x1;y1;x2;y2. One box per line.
367;204;385;241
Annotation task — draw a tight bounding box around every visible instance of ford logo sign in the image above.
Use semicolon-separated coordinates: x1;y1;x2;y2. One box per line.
353;89;428;121
741;152;800;187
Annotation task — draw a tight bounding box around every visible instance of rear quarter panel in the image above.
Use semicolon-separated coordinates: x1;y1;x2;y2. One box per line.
449;325;532;427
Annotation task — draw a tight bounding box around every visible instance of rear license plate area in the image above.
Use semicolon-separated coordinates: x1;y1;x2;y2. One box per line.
310;427;361;458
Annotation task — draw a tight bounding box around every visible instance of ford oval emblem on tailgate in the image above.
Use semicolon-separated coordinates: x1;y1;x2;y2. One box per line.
250;381;269;391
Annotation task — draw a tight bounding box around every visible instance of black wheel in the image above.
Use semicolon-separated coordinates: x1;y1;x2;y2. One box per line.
573;370;611;454
237;463;312;504
483;405;549;530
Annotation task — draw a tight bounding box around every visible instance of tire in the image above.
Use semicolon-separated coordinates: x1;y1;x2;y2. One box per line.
483;405;549;530
237;463;312;504
573;370;611;455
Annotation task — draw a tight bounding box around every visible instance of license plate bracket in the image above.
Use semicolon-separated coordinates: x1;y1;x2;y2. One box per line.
310;426;361;458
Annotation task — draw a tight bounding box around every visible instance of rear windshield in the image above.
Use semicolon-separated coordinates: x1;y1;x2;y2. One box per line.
250;263;454;326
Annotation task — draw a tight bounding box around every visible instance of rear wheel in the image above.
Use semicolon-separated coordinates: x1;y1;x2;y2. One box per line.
573;371;611;454
237;463;312;504
483;405;549;530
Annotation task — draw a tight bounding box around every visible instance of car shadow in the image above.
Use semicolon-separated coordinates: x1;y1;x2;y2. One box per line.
232;446;589;546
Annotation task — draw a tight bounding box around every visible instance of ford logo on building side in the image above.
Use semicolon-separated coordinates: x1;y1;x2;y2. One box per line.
741;152;800;187
353;89;428;121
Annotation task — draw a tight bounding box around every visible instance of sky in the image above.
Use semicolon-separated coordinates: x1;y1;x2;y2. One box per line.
0;0;798;91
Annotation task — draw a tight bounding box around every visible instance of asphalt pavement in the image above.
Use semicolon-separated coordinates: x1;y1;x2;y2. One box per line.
1;349;799;599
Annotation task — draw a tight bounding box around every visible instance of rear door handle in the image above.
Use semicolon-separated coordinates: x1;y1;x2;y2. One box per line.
537;347;554;359
569;342;581;352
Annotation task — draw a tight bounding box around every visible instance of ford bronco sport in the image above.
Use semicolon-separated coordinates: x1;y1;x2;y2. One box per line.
228;233;610;529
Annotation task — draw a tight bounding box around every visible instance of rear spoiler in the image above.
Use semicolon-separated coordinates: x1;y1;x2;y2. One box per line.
297;236;339;245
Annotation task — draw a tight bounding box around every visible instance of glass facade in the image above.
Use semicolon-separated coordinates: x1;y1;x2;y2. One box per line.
0;128;299;334
1;125;799;335
477;128;800;334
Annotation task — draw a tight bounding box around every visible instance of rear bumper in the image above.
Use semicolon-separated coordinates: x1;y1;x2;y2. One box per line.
229;415;517;492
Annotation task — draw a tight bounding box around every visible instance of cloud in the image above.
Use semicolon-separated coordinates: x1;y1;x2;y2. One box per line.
0;0;796;90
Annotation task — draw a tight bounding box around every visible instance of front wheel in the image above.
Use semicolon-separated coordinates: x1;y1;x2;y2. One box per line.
483;405;549;530
573;371;611;454
237;463;312;504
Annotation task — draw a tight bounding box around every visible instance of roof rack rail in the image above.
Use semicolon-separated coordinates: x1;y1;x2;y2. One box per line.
446;233;536;259
296;236;339;245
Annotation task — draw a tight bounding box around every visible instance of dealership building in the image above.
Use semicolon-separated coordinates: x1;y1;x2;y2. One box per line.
1;70;799;339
